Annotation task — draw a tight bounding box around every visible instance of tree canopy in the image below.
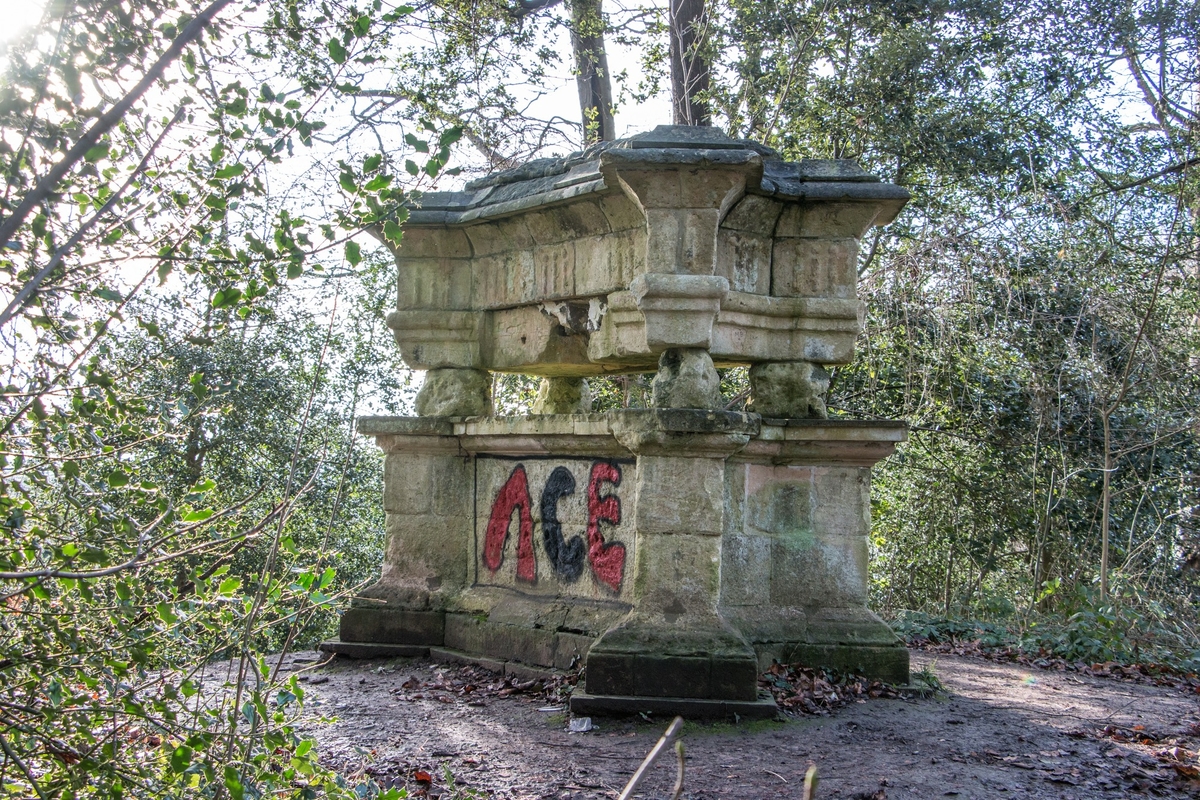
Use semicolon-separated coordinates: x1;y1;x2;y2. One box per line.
0;0;1198;796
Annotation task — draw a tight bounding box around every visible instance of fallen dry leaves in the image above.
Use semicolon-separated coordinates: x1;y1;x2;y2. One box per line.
908;636;1200;691
759;662;903;716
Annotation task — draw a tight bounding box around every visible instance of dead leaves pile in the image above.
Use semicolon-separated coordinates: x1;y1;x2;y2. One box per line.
760;662;902;716
1095;725;1200;782
1046;724;1200;791
909;637;1200;690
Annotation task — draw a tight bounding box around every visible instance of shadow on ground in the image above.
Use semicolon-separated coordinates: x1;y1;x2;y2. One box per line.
272;650;1200;799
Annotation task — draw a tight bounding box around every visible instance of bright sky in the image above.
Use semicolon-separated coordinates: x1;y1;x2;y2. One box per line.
0;0;45;42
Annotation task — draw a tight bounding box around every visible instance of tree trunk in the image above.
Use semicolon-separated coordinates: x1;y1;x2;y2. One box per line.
1101;412;1112;599
568;0;615;143
669;0;710;125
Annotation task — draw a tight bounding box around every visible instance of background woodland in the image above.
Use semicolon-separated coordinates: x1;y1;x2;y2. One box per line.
0;0;1197;796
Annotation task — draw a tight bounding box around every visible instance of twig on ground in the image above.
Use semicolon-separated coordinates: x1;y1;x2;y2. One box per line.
617;716;685;800
802;764;819;800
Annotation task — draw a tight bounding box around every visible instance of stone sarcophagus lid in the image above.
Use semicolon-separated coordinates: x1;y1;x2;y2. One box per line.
382;125;907;389
326;126;912;718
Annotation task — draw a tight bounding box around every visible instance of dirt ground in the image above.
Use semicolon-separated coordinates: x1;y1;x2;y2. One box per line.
281;648;1200;799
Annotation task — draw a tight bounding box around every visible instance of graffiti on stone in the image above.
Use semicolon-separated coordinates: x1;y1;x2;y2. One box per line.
482;465;537;583
541;466;585;582
477;457;631;597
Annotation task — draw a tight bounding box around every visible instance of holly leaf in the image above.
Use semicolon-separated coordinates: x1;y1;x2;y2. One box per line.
382;220;403;246
327;37;347;64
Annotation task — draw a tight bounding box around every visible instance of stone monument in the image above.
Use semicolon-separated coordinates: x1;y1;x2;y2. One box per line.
323;126;910;717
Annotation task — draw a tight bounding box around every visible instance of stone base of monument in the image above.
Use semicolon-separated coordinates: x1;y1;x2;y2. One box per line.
568;691;780;720
332;411;908;715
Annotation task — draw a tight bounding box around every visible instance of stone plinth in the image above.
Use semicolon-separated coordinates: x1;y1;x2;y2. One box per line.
328;411;909;714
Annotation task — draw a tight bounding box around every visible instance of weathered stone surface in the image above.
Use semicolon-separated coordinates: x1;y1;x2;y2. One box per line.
775;201;885;239
414;368;492;416
380;125;906;376
710;293;862;366
387;310;486;370
748;361;831;418
632;455;726;536
339;608;444;645
633;273;727;352
355;125;914;703
569;691;779;719
651;348;720;409
532;377;591;414
585;622;759;700
472;456;635;600
348;413;910;702
761;643;908;685
771;237;859;299
490;306;591;374
318;640;430;658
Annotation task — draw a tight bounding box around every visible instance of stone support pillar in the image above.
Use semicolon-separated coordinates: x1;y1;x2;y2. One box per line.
340;424;472;647
748;360;831;418
532;376;591;415
414;367;492;417
650;348;720;409
582;427;759;702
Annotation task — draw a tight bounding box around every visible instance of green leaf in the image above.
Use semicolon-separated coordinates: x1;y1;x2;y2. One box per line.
214;163;246;179
438;127;463;147
223;766;245;800
107;471;130;488
156;602;179;625
61;543;79;557
404;133;430;153
353;14;371;36
115;582;131;601
218;577;241;597
327;37;347;64
170;745;193;773
345;240;362;265
182;508;214;522
382;5;414;21
382;219;403;246
363;154;382;172
338;172;357;193
212;287;243;308
84;142;110;162
404;159;419;176
364;174;393;192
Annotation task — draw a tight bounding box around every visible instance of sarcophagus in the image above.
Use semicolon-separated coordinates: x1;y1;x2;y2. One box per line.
325;126;912;717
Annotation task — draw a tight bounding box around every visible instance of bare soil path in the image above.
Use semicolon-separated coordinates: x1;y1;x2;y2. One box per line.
283;649;1200;799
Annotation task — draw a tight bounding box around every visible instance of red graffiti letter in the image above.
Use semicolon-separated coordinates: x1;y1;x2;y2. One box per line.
586;461;626;592
484;465;536;583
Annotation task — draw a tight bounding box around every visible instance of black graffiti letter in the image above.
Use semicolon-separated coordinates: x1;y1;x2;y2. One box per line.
540;466;586;582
